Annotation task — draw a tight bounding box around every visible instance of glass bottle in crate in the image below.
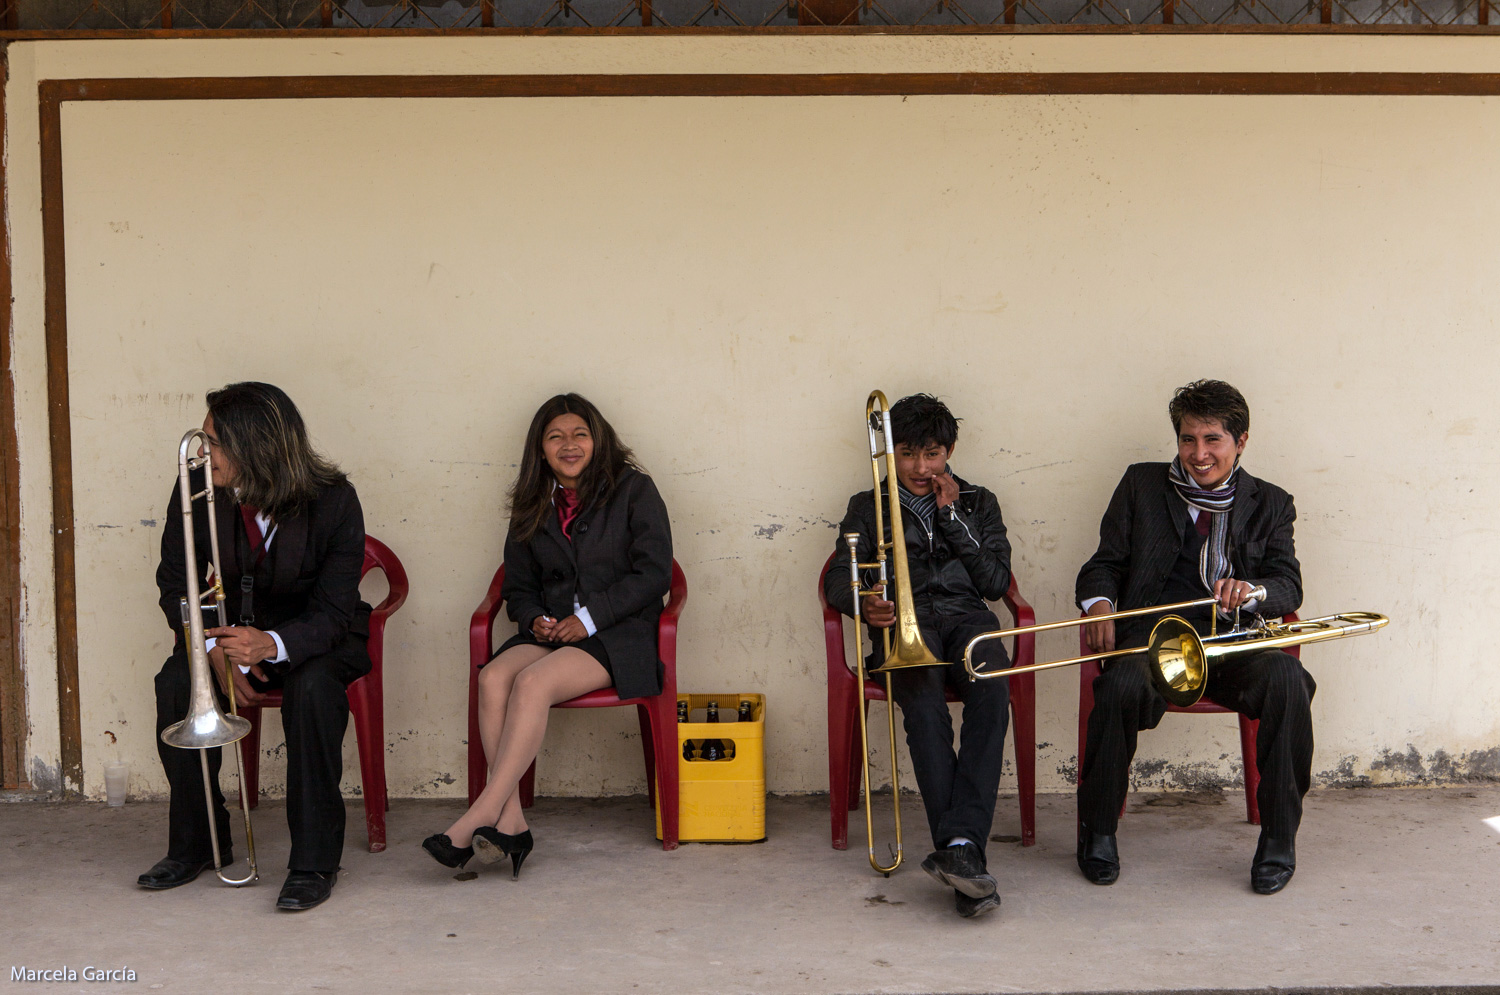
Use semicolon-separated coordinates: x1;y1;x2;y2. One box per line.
700;701;726;761
679;700;699;761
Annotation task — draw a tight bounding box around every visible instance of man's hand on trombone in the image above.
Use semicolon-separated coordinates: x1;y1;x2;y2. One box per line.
861;584;897;629
1213;578;1259;614
1083;600;1116;654
205;642;269;707
207;626;277;706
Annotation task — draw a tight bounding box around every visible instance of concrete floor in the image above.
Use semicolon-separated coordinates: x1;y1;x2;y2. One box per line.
3;787;1499;995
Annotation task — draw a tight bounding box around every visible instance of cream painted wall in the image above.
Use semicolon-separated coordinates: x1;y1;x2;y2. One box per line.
7;37;1499;804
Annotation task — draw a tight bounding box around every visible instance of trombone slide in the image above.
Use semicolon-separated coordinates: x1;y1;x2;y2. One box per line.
157;428;259;887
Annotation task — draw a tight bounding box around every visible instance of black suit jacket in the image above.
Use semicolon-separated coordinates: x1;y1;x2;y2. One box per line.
1075;463;1302;642
501;469;673;700
155;469;372;675
823;471;1011;621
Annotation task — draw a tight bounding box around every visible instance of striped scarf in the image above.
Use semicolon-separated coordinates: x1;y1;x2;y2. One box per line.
896;481;938;531
1167;457;1237;594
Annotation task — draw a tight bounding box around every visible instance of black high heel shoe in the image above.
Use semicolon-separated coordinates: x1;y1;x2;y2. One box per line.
470;827;507;867
504;830;533;880
422;833;473;869
473;827;533;879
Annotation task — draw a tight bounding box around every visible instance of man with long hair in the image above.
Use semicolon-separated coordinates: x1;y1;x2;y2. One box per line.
823;394;1014;918
1076;379;1312;895
139;382;370;911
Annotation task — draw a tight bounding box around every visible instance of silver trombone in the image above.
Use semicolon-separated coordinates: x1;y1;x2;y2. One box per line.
158;428;259;886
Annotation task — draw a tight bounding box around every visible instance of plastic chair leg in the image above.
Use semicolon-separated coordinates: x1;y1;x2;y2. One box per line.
239;706;263;811
828;678;855;850
1239;715;1262;825
347;679;387;852
849;700;868;809
467;664;486;807
519;760;536;809
1011;677;1037;847
637;703;658;811
648;698;679;851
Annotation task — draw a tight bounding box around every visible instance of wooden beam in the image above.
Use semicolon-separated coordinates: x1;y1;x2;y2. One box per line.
37;73;1500;101
33;65;1500;798
799;0;860;24
38;83;81;795
0;45;24;789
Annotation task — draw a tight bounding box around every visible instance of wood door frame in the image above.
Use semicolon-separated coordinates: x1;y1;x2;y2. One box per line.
24;67;1500;792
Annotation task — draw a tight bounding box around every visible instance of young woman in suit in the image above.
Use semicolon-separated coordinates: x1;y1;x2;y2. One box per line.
423;393;673;876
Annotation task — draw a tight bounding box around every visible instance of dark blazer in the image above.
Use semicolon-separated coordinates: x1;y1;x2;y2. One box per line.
1075;463;1302;639
155;469;372;675
824;470;1010;621
501;468;673;700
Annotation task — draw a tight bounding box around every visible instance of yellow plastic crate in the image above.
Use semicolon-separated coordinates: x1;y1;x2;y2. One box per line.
656;693;766;843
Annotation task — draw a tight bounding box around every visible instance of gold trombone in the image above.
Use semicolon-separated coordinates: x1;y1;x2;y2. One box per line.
962;590;1389;707
843;390;945;876
159;428;259;887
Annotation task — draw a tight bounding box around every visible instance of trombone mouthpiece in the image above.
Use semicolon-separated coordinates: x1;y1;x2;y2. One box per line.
844;533;860;550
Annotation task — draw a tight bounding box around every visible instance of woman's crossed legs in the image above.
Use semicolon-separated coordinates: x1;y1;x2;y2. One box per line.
444;643;611;846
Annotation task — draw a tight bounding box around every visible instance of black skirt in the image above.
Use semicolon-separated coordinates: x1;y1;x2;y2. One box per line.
493;631;614;686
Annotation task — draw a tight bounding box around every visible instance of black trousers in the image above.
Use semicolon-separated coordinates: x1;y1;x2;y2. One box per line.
1077;648;1316;839
883;610;1011;857
154;642;365;872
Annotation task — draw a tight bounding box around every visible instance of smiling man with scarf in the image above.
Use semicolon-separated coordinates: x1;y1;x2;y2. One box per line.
1074;379;1312;895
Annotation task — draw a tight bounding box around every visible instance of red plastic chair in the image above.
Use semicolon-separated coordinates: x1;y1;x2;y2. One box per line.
238;535;408;853
820;552;1038;850
467;560;688;851
1075;611;1300;826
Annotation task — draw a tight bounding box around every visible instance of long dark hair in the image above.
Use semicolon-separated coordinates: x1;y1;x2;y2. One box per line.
508;393;640;542
206;382;346;521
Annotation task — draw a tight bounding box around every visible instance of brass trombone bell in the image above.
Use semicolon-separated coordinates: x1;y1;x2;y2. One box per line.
1143;610;1389;707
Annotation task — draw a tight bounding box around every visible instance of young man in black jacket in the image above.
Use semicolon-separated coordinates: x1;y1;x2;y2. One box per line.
824;394;1014;918
1075;379;1311;895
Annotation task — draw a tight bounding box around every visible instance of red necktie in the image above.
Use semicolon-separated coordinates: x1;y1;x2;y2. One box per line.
1194;511;1212;537
241;505;268;564
556;488;581;540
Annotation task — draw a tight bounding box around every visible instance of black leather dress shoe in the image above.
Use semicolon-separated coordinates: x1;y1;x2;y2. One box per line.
1077;825;1120;886
1251;835;1296;895
137;856;216;890
921;842;997;899
276;870;337;911
954;888;1003;918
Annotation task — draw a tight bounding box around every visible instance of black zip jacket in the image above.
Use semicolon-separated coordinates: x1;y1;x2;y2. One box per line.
824;470;1011;621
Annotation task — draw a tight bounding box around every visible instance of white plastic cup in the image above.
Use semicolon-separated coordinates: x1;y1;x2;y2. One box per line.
103;761;129;807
